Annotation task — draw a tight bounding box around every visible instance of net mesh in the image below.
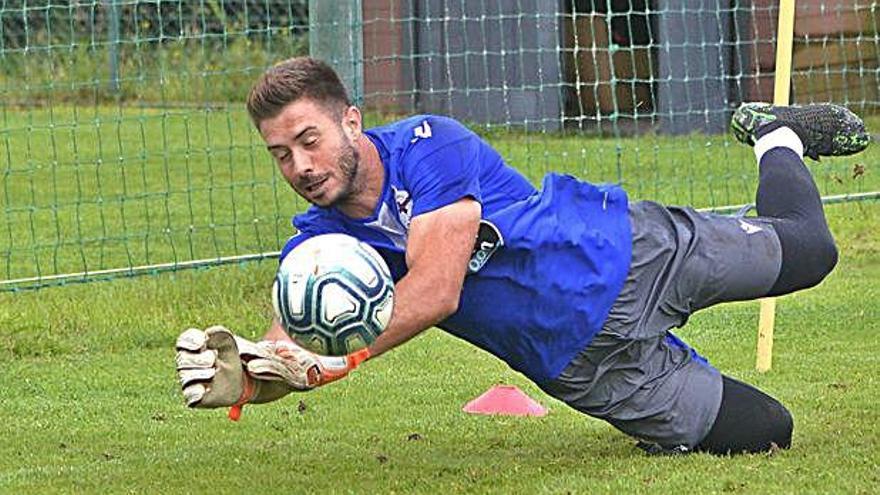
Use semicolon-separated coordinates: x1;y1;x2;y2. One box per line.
1;0;877;290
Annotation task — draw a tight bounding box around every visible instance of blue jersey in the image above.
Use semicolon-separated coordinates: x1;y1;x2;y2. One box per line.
281;115;632;383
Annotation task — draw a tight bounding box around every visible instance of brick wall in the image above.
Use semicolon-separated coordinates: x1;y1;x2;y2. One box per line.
742;0;879;106
362;1;408;113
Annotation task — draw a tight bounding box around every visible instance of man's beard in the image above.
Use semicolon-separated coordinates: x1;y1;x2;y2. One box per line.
327;140;360;207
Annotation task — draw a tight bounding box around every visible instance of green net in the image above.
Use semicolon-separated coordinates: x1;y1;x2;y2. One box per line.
1;1;310;289
2;0;878;291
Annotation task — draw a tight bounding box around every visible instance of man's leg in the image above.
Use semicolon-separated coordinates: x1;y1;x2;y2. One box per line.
537;329;724;453
538;328;794;456
695;374;793;455
753;127;838;296
659;126;837;313
732;102;870;295
678;104;869;454
542;105;868;455
536;204;728;453
668;103;870;312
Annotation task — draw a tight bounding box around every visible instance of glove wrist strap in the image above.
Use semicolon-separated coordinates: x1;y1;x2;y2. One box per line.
227;372;257;421
314;348;372;386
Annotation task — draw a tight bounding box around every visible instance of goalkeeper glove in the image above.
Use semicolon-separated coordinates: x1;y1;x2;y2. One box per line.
261;341;371;388
175;326;370;420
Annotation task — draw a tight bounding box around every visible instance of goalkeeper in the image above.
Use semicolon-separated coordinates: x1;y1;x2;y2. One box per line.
176;57;869;455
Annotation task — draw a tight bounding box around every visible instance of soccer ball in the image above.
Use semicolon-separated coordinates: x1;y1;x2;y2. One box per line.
272;233;394;356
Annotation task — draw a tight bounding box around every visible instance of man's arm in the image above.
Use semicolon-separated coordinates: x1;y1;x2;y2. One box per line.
367;197;481;357
263;317;292;342
252;197;480;389
174;197;480;412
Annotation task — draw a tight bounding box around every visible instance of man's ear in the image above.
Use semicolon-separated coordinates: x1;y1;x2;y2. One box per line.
341;105;362;141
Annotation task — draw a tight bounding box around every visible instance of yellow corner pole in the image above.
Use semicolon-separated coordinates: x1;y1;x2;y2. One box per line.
757;0;797;372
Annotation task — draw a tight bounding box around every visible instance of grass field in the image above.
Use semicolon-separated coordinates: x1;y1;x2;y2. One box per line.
0;203;877;493
1;108;878;493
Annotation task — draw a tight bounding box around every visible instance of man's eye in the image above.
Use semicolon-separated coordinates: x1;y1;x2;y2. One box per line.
276;152;290;161
304;139;318;147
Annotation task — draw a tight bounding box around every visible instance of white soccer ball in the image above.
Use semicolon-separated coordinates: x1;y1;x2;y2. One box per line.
272;233;394;356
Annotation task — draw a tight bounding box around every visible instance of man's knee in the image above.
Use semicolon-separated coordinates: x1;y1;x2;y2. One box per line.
767;399;794;450
696;375;794;455
812;232;838;282
799;229;838;289
792;229;838;288
820;231;839;273
769;220;838;295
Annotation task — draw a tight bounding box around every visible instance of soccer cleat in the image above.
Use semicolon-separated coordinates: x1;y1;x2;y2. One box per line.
730;102;870;160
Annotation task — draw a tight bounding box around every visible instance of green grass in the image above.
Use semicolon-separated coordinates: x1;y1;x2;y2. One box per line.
1;35;308;105
0;203;878;493
2;107;878;284
1;104;878;492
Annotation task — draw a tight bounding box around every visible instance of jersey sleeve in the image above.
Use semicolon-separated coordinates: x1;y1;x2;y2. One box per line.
400;118;483;217
281;209;338;262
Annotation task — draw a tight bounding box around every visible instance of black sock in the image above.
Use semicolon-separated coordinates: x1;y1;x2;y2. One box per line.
755;147;838;295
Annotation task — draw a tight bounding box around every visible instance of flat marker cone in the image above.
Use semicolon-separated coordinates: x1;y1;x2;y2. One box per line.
462;385;548;417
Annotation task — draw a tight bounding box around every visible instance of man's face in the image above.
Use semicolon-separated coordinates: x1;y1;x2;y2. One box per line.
259;99;361;208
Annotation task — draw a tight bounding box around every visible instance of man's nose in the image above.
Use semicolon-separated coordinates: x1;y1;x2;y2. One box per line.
289;149;314;176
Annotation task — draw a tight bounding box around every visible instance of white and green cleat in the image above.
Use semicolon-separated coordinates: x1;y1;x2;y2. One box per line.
730;102;870;160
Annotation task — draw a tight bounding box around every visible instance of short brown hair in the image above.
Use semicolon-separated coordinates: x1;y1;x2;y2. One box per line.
246;57;352;127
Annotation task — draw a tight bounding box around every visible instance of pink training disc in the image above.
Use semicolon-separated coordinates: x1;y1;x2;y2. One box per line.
462;385;548;417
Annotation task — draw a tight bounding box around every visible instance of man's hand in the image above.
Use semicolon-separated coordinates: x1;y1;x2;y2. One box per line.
175;326;370;419
175;326;252;411
175;325;304;420
247;339;371;389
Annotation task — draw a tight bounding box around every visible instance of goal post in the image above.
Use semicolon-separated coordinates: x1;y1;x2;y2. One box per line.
756;0;797;373
308;0;363;106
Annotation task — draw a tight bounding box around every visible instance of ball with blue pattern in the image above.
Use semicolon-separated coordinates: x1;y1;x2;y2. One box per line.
273;234;395;356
